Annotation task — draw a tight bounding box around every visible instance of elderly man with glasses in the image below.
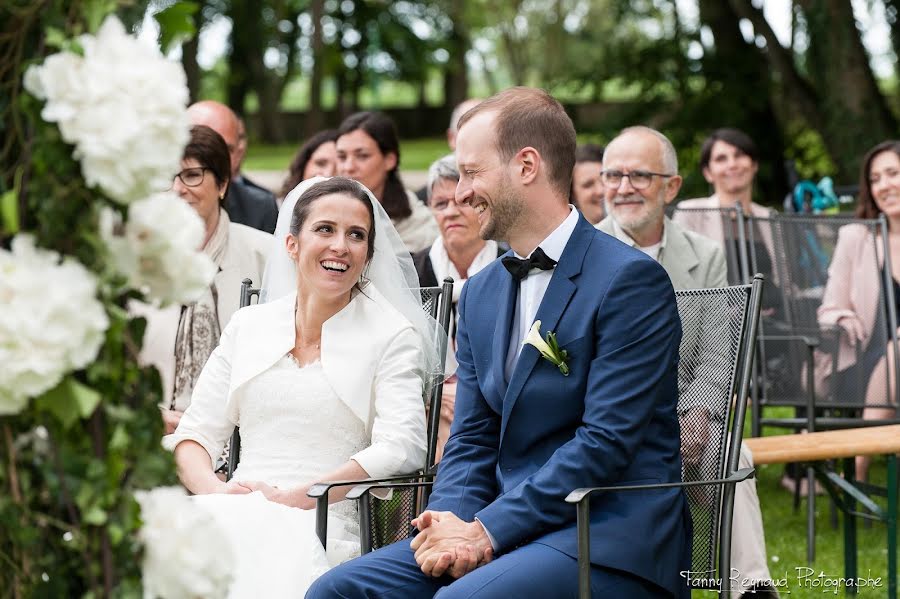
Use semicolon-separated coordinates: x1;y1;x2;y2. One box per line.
597;127;778;598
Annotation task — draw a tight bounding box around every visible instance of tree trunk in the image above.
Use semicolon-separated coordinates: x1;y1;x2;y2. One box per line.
180;6;202;103
442;2;469;111
799;0;898;180
306;0;326;137
700;0;790;203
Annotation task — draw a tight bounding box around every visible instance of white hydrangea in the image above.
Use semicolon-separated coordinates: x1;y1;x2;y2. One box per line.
0;236;109;414
23;16;189;204
100;193;216;305
135;487;235;599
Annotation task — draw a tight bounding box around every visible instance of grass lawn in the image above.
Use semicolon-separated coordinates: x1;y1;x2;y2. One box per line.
699;408;897;598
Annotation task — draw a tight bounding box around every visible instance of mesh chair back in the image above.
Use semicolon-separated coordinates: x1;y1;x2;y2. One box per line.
361;278;454;551
675;283;755;578
669;206;750;285
748;215;900;425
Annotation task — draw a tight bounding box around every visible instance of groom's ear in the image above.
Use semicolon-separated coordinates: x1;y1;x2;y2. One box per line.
515;147;540;186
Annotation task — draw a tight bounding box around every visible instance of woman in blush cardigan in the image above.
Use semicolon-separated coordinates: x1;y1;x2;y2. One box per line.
818;140;900;481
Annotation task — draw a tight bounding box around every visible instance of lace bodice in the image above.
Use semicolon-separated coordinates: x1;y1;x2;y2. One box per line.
231;356;368;500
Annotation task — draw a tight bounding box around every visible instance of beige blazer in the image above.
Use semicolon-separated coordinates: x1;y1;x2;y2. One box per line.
818;223;887;373
596;216;727;289
135;222;272;410
162;285;427;479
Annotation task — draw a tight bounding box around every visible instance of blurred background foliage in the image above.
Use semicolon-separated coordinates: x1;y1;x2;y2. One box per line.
6;0;899;203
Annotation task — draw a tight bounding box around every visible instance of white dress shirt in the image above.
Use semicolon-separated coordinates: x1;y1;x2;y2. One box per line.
504;206;580;380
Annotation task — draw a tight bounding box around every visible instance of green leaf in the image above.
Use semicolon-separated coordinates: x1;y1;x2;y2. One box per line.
35;377;102;429
44;27;70;51
154;2;199;54
82;0;117;34
82;505;107;526
0;189;18;235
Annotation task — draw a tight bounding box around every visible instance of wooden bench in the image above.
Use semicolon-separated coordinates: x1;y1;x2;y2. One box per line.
744;425;900;598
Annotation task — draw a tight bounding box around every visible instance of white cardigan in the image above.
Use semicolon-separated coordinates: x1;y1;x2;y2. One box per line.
162;285;427;479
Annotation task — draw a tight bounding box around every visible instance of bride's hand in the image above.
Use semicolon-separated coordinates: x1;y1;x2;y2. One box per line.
215;480;253;495
240;481;316;510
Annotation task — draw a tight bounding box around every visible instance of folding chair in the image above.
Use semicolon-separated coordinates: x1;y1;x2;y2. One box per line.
567;275;764;598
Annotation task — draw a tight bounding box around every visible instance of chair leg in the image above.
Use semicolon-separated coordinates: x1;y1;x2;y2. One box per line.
843;458;858;595
887;455;897;599
806;466;816;563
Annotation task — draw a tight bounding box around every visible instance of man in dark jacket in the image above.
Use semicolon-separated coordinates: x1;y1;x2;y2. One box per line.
188;101;278;233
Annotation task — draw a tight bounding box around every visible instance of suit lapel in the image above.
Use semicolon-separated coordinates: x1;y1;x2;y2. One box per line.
500;218;591;439
491;263;518;396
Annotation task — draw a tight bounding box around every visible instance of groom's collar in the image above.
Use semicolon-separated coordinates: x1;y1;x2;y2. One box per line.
510;205;579;262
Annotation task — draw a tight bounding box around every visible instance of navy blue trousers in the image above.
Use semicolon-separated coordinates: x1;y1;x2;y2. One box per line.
306;538;671;599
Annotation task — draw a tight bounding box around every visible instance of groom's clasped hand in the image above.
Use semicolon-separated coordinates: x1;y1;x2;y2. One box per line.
410;511;494;579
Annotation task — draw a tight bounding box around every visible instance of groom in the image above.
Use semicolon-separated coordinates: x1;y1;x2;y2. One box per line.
307;87;691;598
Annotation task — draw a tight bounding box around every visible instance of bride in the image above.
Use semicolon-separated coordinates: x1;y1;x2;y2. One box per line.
162;176;444;597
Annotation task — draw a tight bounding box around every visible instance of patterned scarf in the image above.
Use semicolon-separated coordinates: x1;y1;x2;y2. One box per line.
171;209;230;410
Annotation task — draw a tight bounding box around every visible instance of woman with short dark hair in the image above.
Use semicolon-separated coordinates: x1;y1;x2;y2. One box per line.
336;111;438;252
137;125;272;433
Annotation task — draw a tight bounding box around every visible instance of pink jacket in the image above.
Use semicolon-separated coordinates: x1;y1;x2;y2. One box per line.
818;223;887;373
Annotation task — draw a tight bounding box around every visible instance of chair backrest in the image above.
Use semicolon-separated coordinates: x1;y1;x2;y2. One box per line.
675;277;762;583
361;278;454;551
668;205;751;285
224;279;260;481
746;215;900;427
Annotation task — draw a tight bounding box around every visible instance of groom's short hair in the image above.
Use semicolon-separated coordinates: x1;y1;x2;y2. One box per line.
457;87;576;198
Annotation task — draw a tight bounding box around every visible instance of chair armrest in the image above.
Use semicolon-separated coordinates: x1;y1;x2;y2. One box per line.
345;478;435;501
306;471;424;500
565;467;755;504
757;333;819;348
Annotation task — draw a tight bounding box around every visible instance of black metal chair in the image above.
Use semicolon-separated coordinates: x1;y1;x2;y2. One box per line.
566;276;764;599
668;205;752;285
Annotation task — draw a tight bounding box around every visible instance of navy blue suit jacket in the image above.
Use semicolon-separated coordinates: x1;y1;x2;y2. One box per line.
427;215;691;597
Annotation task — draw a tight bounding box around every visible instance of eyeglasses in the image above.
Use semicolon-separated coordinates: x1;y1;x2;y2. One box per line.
600;169;675;190
172;167;211;188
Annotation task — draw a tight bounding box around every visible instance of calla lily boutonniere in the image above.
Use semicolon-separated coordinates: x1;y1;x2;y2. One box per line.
523;320;570;376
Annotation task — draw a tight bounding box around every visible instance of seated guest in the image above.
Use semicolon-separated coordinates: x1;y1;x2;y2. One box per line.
598;126;777;597
818;140;900;481
136;125;271;433
311;87;690;599
163;177;440;596
188;100;279;233
571;143;605;224
412;154;503;462
279;129;339;203
336;111;438;253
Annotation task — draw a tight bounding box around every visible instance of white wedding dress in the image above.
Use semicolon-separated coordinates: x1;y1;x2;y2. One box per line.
192;355;369;598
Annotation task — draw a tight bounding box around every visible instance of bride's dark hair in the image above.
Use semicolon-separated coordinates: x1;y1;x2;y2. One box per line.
289;177;376;260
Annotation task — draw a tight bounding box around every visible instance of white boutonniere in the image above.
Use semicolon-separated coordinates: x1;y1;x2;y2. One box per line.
523;320;570;376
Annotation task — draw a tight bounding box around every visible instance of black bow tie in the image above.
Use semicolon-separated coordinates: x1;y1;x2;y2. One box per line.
501;247;557;281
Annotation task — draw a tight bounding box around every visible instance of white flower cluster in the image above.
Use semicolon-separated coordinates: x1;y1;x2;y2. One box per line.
0;236;108;414
135;487;235;599
100;193;217;305
23;16;189;204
